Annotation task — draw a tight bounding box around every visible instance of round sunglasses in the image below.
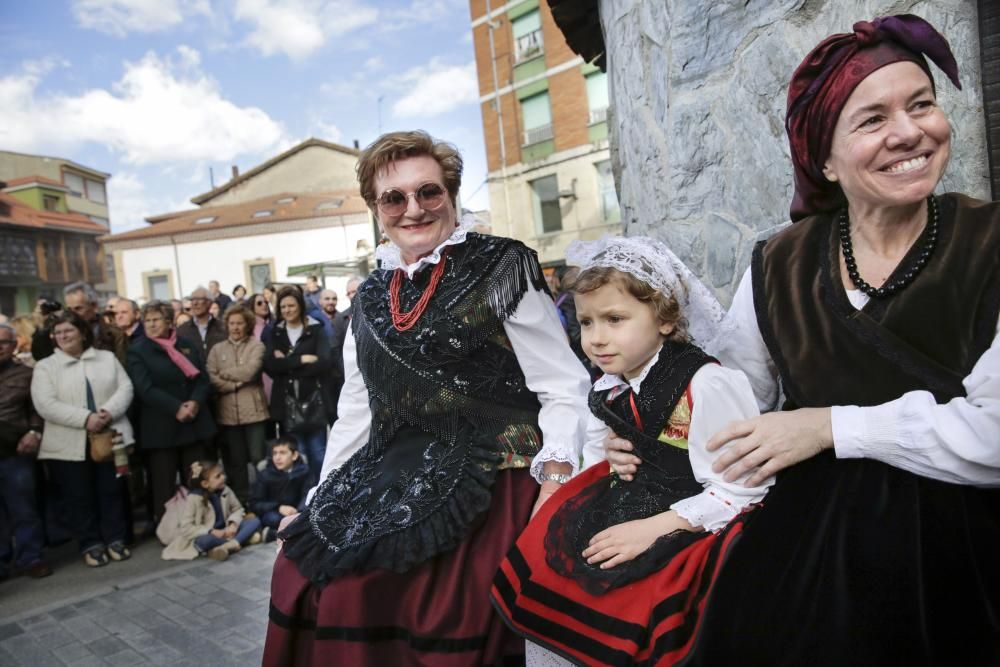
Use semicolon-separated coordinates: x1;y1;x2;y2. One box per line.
376;182;447;217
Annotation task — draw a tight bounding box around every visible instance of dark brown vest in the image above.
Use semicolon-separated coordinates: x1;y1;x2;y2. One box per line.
754;193;1000;408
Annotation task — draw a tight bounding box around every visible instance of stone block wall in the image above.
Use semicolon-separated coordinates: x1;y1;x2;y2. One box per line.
599;0;986;304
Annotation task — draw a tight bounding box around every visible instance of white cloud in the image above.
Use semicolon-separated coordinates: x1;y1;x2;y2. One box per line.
107;172;195;233
234;0;378;61
71;0;211;37
391;60;478;118
0;47;289;166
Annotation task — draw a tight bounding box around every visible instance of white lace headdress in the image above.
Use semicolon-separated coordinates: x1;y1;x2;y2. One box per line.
565;235;727;347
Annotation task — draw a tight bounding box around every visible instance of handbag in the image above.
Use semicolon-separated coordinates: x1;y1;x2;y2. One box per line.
88;429;114;463
282;379;326;434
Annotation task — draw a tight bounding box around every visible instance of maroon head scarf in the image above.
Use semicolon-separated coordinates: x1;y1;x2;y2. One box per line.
785;14;961;221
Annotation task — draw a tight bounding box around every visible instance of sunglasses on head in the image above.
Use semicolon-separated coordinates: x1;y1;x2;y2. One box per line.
376;182;446;217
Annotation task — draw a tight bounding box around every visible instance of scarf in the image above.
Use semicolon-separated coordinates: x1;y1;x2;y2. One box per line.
150;330;200;379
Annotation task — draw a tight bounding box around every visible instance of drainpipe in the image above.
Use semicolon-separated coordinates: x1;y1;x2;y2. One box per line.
485;1;513;235
171;235;183;298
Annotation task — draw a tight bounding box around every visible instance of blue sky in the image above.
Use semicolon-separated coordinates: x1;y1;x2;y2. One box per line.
0;0;489;233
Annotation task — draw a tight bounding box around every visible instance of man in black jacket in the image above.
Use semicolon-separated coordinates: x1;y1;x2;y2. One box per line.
176;286;226;356
249;436;310;541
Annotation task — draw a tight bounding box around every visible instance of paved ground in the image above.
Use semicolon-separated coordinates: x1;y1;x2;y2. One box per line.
0;540;275;666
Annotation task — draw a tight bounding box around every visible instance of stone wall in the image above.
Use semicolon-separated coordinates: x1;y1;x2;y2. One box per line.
599;0;986;304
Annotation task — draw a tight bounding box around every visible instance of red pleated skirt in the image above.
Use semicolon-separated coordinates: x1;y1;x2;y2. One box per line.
491;464;748;667
263;469;538;667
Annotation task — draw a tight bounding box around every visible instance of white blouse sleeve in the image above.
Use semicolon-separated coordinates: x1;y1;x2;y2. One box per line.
307;326;371;504
503;282;593;482
670;364;774;532
581;412;611;472
719;266;1000;488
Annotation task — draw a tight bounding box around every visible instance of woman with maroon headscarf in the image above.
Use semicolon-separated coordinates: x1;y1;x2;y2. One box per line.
603;14;999;665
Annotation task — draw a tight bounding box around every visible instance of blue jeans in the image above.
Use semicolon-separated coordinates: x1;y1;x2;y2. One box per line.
0;457;46;572
260;510;284;530
46;457;127;553
193;516;262;553
295;428;326;487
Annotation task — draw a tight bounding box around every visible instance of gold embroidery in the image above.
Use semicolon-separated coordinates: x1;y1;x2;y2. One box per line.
658;393;691;450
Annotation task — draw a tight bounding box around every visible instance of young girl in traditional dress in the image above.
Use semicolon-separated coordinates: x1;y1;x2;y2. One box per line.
492;236;774;666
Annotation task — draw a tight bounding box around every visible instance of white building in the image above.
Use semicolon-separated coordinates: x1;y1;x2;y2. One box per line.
101;139;374;301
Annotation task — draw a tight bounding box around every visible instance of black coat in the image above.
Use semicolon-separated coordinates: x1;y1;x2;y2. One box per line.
126;335;216;449
176;316;226;358
249;458;310;514
264;317;337;423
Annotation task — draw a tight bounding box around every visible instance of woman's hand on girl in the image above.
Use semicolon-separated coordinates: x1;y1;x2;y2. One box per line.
583;512;693;569
604;431;641;481
707;408;834;487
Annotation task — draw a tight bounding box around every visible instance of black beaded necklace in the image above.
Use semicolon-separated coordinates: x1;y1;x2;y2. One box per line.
838;195;939;299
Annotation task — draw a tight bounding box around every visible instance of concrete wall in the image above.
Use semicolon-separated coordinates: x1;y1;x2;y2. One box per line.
599;0;986;303
116;220;372;303
203;146;359;206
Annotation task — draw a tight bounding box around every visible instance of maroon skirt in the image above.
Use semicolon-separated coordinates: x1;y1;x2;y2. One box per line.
491;464;748;667
263;469;538;666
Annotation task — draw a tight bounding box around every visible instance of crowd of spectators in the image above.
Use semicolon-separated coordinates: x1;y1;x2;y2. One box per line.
0;276;356;577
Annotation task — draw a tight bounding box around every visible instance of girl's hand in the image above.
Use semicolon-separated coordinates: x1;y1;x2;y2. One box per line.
210;528;226;538
707;408;832;487
224;524;237;539
583;513;693;569
604;431;641;481
300;354;318;364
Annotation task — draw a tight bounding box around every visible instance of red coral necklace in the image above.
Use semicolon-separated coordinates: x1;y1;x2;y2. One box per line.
388;248;449;332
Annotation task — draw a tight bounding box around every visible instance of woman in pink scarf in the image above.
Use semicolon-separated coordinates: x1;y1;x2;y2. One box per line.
126;300;217;525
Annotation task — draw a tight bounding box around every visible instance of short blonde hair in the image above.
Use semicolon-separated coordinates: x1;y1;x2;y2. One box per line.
356;130;463;213
223;304;255;332
570;267;690;343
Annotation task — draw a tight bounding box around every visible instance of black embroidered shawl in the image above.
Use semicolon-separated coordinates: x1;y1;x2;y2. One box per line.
544;342;715;595
281;233;549;584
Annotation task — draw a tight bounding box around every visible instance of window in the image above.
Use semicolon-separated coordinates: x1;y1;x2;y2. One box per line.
521;92;553;145
596;160;620;223
64;172;84;197
530;175;562;234
89;215;109;227
252;210;273;218
194;216;217;224
43;194;59;211
85;179;106;204
512;10;544;63
147;275;170;301
84;241;101;280
246;260;273;293
586;71;609;125
316;199;343;211
276;196;296;205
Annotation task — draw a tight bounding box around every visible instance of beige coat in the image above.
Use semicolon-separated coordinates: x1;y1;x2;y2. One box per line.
161;486;246;560
31;348;134;461
206;338;268;425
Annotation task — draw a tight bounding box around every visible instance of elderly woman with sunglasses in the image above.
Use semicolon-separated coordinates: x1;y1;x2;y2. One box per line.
264;130;596;666
603;15;1000;666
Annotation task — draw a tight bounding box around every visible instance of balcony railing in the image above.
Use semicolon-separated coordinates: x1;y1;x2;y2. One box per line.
523;123;554;146
589;106;608;125
515;29;543;63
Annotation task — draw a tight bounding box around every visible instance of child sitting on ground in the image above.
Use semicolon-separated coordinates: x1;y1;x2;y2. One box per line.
162;460;262;561
250;437;310;542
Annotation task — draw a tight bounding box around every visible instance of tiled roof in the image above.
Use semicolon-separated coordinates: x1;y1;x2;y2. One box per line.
189;138;360;205
4;175;68;189
100;190;368;243
0;192;108;234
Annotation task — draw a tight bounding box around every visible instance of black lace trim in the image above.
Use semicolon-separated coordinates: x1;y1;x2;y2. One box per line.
281;234;549;584
543;343;712;595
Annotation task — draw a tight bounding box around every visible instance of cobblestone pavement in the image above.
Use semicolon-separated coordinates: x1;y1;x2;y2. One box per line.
0;544;275;666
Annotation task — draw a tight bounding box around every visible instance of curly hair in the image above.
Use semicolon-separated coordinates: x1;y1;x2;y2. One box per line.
569;267;690;343
222;304;255;333
356;130;463;213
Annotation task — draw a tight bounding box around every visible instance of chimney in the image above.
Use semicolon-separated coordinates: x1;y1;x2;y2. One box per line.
353;139;360;149
231;165;239;180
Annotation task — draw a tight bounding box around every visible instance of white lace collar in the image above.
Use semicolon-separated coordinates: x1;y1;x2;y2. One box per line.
591;345;663;396
374;215;476;279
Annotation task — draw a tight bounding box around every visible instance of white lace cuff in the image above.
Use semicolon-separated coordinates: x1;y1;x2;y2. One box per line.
530;444;580;483
670;489;742;533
